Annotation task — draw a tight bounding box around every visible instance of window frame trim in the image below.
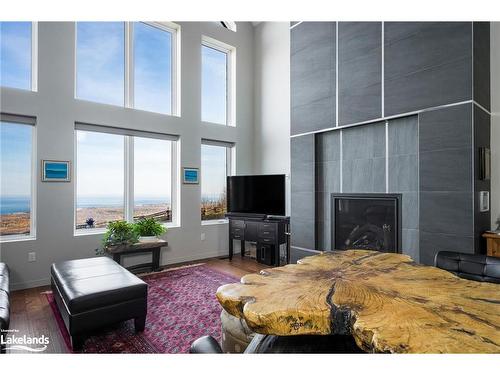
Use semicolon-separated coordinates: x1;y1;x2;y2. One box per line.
73;125;180;235
201;36;236;127
0;116;37;242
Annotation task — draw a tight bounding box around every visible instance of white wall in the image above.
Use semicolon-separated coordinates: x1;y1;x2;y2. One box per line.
253;22;291;213
491;22;500;229
0;21;254;289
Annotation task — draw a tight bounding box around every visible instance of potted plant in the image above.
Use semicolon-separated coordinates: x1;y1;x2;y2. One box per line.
134;217;166;242
102;220;139;251
86;217;95;229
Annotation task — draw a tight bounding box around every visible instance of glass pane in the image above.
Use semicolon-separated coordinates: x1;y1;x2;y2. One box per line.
76;131;124;229
0;122;32;236
134;137;172;223
76;22;125;106
202;45;227;125
134;23;172;114
201;144;227;220
0;22;32;90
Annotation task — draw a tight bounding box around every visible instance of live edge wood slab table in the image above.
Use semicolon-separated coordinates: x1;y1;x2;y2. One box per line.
216;250;500;353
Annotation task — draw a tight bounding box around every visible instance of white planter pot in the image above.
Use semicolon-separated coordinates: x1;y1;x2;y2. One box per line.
139;236;158;242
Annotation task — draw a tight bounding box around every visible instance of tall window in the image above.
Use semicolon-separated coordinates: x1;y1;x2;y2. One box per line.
201;38;235;126
201;141;233;221
76;22;125;106
75;125;177;231
0;22;35;91
75;22;178;114
134;22;173;114
134;137;172;221
0;116;35;240
76;131;125;228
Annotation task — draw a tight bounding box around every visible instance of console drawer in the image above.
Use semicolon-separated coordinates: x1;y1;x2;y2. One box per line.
231;227;244;235
259;222;277;231
231;220;245;229
258;229;276;240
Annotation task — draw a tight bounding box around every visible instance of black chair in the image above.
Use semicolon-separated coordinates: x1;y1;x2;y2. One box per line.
434;251;500;284
190;334;363;354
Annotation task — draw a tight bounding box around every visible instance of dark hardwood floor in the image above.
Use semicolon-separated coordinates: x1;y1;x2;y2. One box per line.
7;256;268;354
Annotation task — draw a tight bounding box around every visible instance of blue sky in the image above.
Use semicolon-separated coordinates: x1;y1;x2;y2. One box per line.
0;22;32;90
0;122;32;197
1;22;229;203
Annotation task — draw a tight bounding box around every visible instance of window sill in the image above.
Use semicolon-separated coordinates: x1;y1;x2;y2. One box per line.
74;222;179;237
74;228;106;237
201;120;235;127
0;234;36;243
202;219;229;226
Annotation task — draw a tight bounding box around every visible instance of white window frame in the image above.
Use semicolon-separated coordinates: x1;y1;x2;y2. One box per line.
201;139;235;225
0;114;37;243
201;36;236;127
75;22;180;116
74;124;180;236
0;22;38;92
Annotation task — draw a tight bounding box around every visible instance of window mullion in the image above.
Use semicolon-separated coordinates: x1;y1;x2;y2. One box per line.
125;136;134;222
125;22;134;109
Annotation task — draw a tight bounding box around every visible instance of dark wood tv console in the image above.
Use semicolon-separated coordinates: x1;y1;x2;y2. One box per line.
226;214;290;266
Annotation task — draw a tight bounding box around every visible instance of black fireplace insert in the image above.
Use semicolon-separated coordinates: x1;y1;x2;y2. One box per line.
331;193;402;253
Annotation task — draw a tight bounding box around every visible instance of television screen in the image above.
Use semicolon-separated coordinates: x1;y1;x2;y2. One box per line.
227;174;285;216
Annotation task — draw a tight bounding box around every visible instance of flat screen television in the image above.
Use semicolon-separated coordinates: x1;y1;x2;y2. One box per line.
227;174;285;216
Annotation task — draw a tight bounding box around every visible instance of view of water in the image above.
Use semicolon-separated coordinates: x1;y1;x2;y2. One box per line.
0;195;224;215
0;197;31;214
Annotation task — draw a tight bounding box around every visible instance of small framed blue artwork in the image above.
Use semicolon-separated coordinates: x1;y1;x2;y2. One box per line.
42;160;71;182
183;167;199;184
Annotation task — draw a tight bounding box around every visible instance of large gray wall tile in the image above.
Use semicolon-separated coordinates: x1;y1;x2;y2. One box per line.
342;122;386;160
291;134;315;164
420;232;474;265
316;130;341;162
388;155;418;192
420;192;473;236
473;22;491;111
338;22;382;125
291;134;316;250
342;157;386;193
384;22;472;116
291;22;335;135
419;148;472;192
402;229;419;262
419;104;472;152
388;116;418;156
401;192;419;230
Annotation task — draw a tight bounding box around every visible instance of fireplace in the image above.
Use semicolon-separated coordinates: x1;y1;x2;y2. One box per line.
331;194;402;253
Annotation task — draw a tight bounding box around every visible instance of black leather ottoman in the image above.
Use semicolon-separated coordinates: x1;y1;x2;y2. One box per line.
51;257;147;350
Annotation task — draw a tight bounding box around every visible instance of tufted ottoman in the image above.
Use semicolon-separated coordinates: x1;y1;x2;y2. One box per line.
51;257;148;350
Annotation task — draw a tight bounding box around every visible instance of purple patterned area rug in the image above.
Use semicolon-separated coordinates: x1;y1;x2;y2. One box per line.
46;264;238;353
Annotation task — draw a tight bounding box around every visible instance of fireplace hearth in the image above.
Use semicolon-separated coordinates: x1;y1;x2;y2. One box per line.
331;194;402;253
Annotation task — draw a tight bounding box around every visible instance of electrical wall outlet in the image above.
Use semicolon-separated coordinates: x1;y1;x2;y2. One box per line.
201;233;206;241
28;252;36;262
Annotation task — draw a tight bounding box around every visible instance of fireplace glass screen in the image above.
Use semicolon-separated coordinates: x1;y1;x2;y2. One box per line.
332;195;400;253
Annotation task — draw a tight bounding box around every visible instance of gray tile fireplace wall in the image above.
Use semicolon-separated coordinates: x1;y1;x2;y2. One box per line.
290;21;491;265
